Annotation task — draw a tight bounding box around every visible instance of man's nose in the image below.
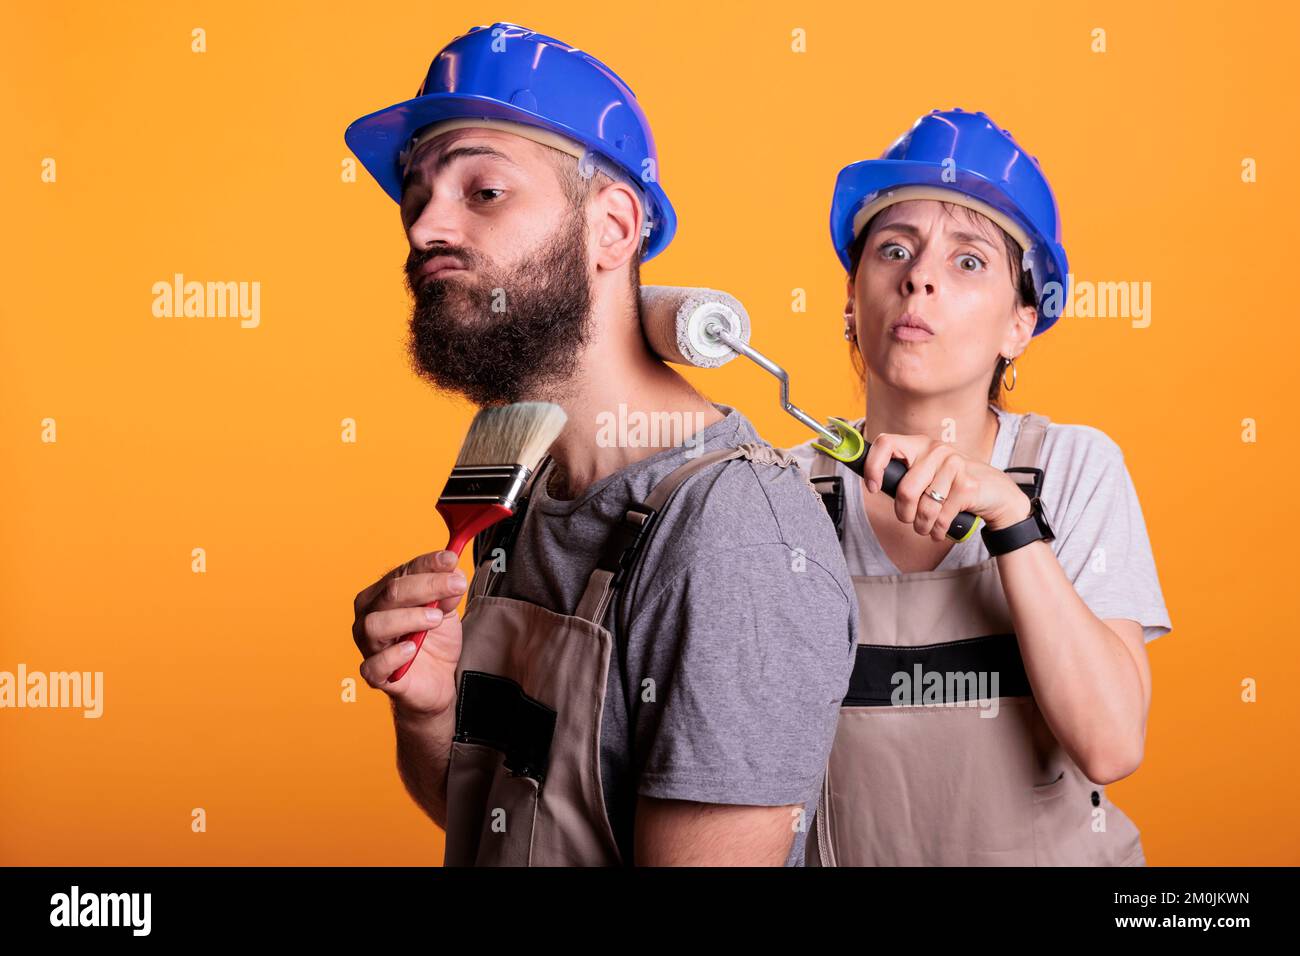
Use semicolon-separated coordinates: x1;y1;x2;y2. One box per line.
406;192;465;251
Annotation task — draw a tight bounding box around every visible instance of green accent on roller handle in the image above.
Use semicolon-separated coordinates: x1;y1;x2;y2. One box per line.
813;419;982;543
955;514;982;542
816;417;865;463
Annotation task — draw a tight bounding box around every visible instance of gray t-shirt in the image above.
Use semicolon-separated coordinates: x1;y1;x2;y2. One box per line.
484;403;858;866
785;403;1173;643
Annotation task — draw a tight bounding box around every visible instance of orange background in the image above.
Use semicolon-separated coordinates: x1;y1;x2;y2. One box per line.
2;0;1296;865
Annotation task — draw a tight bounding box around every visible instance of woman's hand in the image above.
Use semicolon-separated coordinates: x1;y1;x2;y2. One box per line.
862;434;1032;539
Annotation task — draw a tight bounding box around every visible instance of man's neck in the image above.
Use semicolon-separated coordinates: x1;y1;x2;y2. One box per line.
541;324;724;501
862;379;999;463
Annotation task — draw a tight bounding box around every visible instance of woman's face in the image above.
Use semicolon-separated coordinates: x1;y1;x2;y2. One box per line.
848;199;1035;399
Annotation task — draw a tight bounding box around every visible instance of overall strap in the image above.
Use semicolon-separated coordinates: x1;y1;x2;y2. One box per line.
466;455;555;601
808;445;846;541
810;449;838;479
1005;412;1051;499
571;445;767;624
809;418;864;541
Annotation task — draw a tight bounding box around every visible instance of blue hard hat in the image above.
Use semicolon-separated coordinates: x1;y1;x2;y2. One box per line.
830;109;1069;335
344;22;677;261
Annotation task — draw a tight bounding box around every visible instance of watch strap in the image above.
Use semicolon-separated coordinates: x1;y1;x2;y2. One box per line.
982;496;1054;556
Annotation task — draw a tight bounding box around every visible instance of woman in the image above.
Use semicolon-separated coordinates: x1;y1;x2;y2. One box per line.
786;109;1172;866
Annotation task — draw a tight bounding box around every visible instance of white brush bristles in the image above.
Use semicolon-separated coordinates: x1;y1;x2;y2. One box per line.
454;402;569;472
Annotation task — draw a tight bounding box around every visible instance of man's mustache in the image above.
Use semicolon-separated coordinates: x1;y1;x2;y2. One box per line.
405;246;478;290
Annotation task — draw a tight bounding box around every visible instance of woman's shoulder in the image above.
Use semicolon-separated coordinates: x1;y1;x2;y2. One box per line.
1004;407;1127;470
1003;409;1142;520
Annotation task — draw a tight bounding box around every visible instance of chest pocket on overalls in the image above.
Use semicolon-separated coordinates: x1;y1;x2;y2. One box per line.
445;667;556;866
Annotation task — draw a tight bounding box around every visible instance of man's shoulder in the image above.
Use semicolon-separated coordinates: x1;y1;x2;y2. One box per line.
623;437;852;604
660;440;836;543
781;436;829;477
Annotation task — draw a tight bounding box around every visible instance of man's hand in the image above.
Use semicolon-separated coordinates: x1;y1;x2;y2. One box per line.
353;549;471;828
352;549;469;718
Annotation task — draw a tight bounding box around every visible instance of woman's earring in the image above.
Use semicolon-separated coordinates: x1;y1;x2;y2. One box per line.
1002;356;1017;391
844;312;856;342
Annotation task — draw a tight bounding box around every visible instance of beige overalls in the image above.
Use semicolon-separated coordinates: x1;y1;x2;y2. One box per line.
443;441;802;866
804;412;1146;866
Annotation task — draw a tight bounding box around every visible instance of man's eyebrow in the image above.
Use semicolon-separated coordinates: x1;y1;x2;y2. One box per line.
402;144;521;190
873;221;998;249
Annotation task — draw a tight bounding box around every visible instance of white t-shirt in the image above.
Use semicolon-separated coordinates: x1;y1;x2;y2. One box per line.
786;404;1173;643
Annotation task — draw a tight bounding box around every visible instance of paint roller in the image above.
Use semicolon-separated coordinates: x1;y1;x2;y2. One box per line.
640;286;981;542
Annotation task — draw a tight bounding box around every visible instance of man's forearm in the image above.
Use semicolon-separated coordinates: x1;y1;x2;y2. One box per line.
392;703;456;829
634;796;799;865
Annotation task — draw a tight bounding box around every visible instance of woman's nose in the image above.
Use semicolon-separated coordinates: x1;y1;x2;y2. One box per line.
901;253;937;298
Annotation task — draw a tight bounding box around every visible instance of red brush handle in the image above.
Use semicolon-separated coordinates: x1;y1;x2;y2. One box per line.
386;502;514;683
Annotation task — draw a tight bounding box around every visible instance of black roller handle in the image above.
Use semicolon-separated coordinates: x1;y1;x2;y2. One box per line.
814;424;982;543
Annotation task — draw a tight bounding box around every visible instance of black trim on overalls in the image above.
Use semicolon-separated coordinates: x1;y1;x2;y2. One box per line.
1004;466;1045;500
592;503;660;686
454;670;558;783
810;475;845;541
469;464;538;586
601;503;663;865
842;634;1033;706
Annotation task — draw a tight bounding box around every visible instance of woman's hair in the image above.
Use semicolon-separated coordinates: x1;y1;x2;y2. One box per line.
846;202;1038;408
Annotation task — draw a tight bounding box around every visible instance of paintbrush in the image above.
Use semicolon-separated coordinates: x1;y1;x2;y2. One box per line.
387;400;568;682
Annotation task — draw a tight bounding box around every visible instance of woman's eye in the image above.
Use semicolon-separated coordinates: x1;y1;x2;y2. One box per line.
956;253;986;272
880;242;911;261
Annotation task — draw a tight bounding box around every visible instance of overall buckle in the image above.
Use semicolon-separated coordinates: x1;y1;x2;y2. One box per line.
1003;466;1044;500
610;505;658;590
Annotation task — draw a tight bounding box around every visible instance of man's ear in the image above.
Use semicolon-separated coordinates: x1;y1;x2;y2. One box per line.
591;178;642;274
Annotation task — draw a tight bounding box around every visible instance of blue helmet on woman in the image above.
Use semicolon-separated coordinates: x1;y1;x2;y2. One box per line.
830;109;1069;335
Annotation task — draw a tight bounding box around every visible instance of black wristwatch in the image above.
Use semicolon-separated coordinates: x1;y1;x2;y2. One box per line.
981;495;1055;556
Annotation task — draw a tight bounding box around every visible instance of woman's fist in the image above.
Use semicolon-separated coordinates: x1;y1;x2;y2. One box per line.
861;433;1031;540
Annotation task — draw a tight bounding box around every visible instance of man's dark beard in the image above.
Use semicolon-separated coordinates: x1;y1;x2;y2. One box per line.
404;215;593;406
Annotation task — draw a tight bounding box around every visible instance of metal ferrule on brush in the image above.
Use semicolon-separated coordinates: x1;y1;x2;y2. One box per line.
438;464;533;510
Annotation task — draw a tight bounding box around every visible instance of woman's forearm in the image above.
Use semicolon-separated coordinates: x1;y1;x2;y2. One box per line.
995;537;1148;784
